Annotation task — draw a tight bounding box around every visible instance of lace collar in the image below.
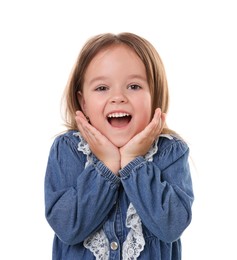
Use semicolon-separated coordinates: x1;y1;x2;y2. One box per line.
74;132;172;165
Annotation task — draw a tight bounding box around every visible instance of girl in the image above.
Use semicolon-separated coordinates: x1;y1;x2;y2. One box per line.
44;32;194;260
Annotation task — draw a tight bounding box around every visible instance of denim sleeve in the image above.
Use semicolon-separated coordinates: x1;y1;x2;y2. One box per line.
44;134;120;245
120;138;194;243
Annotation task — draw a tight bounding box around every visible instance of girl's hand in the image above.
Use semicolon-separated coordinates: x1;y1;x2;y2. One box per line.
75;111;121;175
120;108;166;168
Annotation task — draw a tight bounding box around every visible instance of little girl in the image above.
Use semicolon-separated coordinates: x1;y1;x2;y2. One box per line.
44;32;194;260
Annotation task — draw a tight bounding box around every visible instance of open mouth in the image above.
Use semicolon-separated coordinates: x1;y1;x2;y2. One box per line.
107;112;132;128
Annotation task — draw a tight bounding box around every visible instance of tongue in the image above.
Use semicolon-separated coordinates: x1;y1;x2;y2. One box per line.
110;117;130;128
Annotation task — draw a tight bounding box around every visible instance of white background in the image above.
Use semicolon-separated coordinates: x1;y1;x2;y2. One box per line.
0;0;236;259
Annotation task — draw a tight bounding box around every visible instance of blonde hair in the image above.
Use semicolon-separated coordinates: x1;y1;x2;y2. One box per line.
62;32;175;135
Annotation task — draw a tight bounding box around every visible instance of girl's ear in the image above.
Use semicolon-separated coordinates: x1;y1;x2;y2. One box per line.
77;91;86;114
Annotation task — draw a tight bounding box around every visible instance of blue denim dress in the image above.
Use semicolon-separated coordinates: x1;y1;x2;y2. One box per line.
44;130;194;259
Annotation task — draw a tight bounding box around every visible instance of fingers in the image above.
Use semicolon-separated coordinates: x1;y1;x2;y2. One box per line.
156;108;166;131
151;108;162;130
159;111;166;130
148;108;166;139
75;111;94;142
75;110;107;145
75;110;87;123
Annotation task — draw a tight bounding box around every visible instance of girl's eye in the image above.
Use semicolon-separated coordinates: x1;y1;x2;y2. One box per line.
95;85;108;91
128;84;142;90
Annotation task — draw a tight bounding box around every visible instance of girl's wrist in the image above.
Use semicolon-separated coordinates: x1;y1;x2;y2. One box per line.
119;156;145;177
103;160;121;176
121;156;136;169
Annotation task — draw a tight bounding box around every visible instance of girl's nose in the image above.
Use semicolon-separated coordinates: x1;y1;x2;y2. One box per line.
111;96;126;103
110;90;127;104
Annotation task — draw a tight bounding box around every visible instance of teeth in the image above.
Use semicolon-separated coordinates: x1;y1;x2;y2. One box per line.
107;113;130;118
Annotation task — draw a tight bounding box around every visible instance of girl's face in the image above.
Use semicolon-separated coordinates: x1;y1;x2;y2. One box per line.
78;45;152;147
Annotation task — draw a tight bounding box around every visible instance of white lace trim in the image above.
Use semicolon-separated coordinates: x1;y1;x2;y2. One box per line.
143;134;172;162
74;131;172;164
122;203;145;259
74;132;92;168
74;131;172;259
144;139;158;162
82;203;144;260
83;229;110;260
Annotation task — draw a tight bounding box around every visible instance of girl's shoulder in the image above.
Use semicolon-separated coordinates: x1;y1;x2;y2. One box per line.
53;130;82;144
50;130;84;154
158;134;189;153
49;131;87;165
154;134;189;167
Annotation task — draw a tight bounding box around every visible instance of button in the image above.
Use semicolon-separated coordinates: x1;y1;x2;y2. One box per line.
110;241;118;250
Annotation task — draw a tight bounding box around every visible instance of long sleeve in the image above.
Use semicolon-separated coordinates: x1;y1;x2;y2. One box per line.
120;137;194;243
44;133;120;245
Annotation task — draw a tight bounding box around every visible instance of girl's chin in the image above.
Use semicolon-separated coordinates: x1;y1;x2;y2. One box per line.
111;141;128;148
109;137;130;148
104;130;137;147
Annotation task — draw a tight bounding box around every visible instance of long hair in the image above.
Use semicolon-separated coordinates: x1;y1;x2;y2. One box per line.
62;32;174;134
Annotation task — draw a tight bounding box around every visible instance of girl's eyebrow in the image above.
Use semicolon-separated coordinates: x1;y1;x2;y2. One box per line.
88;74;147;85
87;76;109;85
127;74;147;82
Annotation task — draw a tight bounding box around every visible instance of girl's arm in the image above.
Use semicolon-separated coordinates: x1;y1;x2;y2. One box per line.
44;134;120;245
120;138;194;243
